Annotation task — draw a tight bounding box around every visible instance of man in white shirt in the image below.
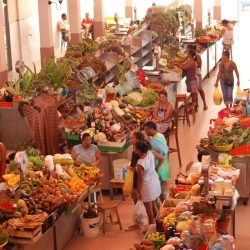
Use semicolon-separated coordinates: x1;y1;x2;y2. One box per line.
58;13;70;43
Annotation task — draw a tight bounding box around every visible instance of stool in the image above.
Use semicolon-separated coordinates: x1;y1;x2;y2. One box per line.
88;185;103;205
175;94;190;127
187;102;196;124
164;110;182;167
98;201;122;233
110;179;125;201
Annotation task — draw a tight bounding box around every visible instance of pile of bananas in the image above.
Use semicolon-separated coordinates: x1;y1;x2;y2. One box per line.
20;178;42;192
163;212;176;227
3;173;20;187
81;165;100;176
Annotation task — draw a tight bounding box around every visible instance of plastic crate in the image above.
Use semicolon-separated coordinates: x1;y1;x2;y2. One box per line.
0;102;13;108
97;142;130;153
67;134;81;147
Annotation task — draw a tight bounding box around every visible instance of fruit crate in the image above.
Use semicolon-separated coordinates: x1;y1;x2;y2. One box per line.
97;141;130;153
67;134;81;147
144;232;166;247
10;226;42;244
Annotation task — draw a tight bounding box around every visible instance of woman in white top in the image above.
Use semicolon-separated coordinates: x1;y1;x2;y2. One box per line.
220;19;234;56
135;141;163;224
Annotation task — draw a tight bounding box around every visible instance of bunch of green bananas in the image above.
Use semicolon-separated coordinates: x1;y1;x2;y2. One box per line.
20;178;42;192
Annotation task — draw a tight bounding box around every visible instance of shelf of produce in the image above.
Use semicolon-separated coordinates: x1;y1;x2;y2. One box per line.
105;61;117;72
142;49;152;58
143;57;153;67
105;72;116;84
142;40;151;48
132;56;142;64
57;93;75;108
131;46;141;55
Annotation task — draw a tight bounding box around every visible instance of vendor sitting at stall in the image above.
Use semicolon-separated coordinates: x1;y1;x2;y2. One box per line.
0;142;6;181
81;12;94;39
153;90;173;134
72;133;101;167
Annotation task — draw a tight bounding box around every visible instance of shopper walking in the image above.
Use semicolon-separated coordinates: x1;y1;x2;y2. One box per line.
135;141;162;224
143;121;170;202
72;133;101;167
175;49;199;111
214;50;240;108
153;90;173;134
220;19;234;58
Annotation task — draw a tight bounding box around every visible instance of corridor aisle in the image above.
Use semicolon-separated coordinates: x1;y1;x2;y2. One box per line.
64;11;250;250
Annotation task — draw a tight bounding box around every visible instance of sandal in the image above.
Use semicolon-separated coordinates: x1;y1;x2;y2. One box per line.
203;106;208;110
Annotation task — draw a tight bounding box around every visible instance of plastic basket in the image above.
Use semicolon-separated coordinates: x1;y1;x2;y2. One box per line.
144;232;166;247
0;102;13;108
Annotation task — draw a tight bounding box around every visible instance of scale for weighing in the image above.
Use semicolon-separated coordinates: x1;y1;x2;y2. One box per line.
14;151;28;184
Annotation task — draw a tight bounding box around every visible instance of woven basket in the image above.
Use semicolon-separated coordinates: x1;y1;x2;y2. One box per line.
0;195;15;214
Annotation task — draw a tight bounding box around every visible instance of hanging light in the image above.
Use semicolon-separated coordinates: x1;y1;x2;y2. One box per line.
48;0;63;10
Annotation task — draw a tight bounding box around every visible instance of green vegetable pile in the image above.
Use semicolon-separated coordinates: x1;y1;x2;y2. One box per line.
28;156;44;171
224;127;250;147
211;136;232;147
141;90;158;107
77;81;97;105
123;90;157;107
67;38;97;55
25;147;44;171
211;127;250;147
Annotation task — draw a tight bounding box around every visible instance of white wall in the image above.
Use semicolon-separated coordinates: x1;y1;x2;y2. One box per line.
8;0;41;71
221;0;239;21
80;0;94;20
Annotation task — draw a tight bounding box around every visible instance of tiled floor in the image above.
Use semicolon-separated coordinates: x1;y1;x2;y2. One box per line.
65;9;250;250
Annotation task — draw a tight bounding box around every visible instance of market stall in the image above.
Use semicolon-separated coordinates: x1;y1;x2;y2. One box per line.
132;152;238;250
0;148;103;249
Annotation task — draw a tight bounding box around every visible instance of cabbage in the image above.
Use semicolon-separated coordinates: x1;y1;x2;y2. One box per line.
94;132;107;143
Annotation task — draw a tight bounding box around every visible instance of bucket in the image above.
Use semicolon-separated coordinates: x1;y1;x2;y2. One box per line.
113;159;130;181
81;215;100;237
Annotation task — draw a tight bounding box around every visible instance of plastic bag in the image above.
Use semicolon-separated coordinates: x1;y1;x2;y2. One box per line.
234;86;242;102
213;88;222;105
122;169;134;197
133;201;148;226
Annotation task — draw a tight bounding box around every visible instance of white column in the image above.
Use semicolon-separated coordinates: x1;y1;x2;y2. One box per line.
93;0;105;39
214;0;221;21
193;0;203;29
38;0;54;62
0;1;8;86
68;0;82;44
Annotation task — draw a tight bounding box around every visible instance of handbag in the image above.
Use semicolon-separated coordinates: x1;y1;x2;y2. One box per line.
123;169;134;197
